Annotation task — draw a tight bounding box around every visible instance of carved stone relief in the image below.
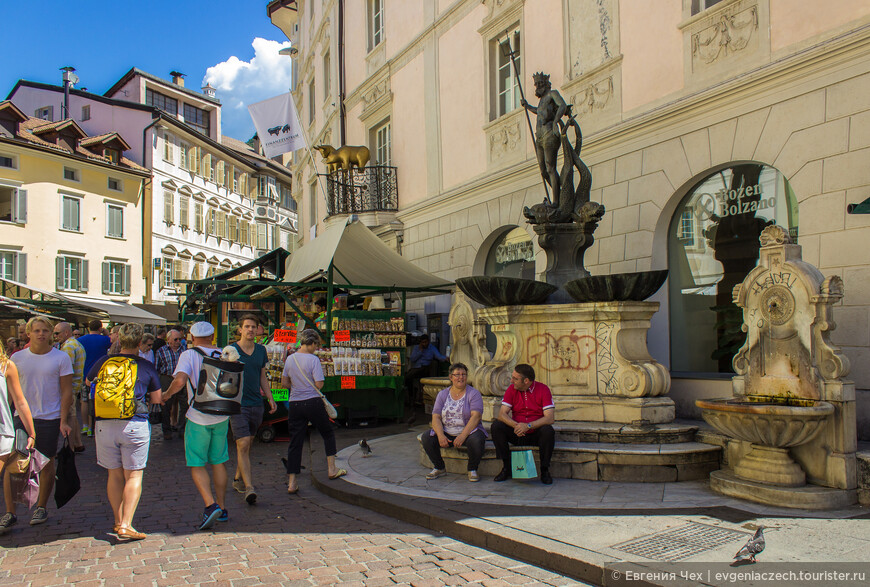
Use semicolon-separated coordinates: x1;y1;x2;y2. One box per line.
484;111;524;167
692;4;758;66
362;79;391;116
567;0;617;79
571;76;614;119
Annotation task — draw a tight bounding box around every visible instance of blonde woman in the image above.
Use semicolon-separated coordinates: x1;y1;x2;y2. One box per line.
0;331;37;534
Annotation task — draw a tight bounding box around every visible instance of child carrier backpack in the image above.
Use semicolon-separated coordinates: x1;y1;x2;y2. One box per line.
190;348;244;415
94;356;146;419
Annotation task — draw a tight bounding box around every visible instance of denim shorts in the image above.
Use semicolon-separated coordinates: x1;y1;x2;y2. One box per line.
229;405;265;439
96;419;151;470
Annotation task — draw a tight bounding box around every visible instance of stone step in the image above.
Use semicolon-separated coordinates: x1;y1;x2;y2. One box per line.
551;421;698;444
418;433;721;483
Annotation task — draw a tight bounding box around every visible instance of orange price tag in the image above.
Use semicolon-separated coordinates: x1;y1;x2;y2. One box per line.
334;330;351;342
273;329;296;343
340;376;356;389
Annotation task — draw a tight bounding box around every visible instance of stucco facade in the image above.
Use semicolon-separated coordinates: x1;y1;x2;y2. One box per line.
270;0;870;434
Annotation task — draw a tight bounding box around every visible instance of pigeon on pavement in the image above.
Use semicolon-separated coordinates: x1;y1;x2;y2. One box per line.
359;439;372;457
734;527;765;562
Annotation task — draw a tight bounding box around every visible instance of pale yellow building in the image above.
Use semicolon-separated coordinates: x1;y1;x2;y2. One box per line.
269;0;870;435
0;100;149;306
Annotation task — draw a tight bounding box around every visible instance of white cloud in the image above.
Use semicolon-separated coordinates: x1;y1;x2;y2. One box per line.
204;38;294;140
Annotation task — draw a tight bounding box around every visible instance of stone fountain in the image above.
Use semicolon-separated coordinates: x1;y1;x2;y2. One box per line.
696;225;857;508
420;71;720;481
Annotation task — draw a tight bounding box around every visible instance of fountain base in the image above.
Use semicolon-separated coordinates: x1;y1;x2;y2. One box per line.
734;444;806;486
710;470;857;509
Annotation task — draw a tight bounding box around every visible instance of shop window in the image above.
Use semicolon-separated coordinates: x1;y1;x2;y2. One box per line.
667;163;799;374
484;226;535;280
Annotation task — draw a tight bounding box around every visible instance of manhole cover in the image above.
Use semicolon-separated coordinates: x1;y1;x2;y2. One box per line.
612;522;748;562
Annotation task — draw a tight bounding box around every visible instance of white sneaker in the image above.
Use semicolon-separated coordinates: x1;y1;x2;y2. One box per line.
425;468;446;480
468;470;479;482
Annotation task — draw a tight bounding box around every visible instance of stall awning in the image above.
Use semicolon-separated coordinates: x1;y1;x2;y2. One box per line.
284;219;453;291
61;293;167;325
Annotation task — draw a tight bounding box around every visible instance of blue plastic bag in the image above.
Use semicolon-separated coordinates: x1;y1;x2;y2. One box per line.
511;449;537;479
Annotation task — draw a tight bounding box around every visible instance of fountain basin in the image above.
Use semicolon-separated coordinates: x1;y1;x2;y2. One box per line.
696;398;833;448
455;276;558;307
563;270;668;303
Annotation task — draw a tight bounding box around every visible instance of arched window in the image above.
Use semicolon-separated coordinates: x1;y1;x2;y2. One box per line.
667;163;799;374
483;226;534;280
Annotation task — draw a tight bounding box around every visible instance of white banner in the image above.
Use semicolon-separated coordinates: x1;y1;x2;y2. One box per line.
247;92;305;158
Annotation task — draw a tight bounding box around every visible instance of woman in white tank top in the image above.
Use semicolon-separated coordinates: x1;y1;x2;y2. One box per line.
0;341;37;481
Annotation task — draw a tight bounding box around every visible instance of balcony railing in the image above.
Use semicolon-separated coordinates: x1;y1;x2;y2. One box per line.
323;165;398;217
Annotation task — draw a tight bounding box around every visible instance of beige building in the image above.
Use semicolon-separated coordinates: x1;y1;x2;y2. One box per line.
0;100;149;304
269;0;870;435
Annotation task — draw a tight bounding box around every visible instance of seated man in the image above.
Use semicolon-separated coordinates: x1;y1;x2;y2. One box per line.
490;364;555;485
405;337;447;405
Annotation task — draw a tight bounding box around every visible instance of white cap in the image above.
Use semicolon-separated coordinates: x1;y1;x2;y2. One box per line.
189;321;215;337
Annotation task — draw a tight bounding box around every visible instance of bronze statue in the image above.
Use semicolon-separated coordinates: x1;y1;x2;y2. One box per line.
314;144;371;174
520;72;594;225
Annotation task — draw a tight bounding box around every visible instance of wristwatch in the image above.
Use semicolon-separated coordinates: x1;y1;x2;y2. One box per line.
527;422;533;429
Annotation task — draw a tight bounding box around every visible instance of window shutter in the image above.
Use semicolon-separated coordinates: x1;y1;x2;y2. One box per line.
102;262;110;294
217;160;225;186
80;259;89;292
13;189;27;223
180;197;189;228
123;264;131;295
164;192;173;223
240;174;247;197
202;153;211;178
56;257;64;289
17;253;26;283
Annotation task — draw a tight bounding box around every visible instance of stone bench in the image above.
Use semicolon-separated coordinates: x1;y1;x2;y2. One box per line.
416;432;721;482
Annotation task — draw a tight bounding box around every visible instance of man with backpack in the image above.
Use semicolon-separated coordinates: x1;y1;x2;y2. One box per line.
86;323;162;540
163;322;231;531
229;314;277;506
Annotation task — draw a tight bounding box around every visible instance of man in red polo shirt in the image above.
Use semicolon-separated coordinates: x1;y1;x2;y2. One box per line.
490;363;556;484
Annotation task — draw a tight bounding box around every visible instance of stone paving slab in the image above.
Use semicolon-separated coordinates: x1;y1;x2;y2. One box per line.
313;429;870;586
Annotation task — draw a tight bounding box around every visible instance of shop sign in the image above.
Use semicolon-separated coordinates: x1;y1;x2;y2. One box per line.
495;240;533;264
273;329;296;343
334;330;351;342
340;376;356;389
272;389;289;401
695;184;776;219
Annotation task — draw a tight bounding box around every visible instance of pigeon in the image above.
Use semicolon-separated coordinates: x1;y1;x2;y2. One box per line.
359;439;372;457
734;527;765;562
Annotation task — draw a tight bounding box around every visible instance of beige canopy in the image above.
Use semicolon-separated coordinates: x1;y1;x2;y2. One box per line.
284;219;452;291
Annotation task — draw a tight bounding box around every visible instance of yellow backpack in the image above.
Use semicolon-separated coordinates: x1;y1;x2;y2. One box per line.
94;356;144;419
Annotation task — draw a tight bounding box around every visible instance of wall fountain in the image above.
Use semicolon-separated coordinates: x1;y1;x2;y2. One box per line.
696;225;857;508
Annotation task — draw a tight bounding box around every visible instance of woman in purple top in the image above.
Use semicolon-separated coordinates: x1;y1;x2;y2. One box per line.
281;329;345;494
421;362;487;482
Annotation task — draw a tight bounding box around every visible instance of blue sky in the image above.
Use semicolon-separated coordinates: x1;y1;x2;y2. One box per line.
0;0;293;140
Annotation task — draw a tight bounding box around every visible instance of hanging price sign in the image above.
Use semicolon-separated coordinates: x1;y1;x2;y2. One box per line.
273;329;296;343
334;330;351;342
271;389;289;401
340;376;356;389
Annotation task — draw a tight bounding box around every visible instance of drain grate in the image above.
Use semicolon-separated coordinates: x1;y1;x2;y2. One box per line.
612;522;748;562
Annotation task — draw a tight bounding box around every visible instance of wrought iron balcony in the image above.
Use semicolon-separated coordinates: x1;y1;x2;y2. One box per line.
323;165;398;217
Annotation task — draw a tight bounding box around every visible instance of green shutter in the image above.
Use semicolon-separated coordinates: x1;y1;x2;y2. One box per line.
56;257;64;289
123;264;131;295
17;253;26;283
13;189;26;223
80;259;89;292
102;262;110;294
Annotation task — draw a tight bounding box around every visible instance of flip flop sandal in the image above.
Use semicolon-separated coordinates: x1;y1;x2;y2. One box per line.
328;468;347;480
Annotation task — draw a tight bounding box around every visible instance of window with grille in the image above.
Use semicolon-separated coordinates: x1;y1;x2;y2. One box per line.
61;195;81;231
106;204;124;238
184;104;210;136
146;89;178;115
494;29;521;119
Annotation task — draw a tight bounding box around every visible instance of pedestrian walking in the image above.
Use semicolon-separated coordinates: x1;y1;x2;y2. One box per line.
77;319;111;437
87;323;162;540
53;322;85;452
0;338;37;534
6;317;73;526
163;322;229;530
138;333;155;364
155;330;184;440
229;314;276;505
282;328;345;494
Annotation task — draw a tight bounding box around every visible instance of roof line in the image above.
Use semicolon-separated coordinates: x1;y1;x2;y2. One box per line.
0;135;150;178
6;80;156;112
104;67;221;105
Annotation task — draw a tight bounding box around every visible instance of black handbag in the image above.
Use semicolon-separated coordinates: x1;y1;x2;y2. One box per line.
13;427;29;456
54;438;81;509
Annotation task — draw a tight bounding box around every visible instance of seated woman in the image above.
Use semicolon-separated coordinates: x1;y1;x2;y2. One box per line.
421;362;486;482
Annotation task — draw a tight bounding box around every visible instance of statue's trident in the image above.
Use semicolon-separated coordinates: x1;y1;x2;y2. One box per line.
501;31;551;204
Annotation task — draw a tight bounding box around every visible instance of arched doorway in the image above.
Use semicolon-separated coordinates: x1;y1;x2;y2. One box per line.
667;163;799;374
482;226;535;280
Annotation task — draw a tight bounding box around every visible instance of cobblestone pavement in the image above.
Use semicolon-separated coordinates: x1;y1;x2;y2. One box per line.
0;430;584;586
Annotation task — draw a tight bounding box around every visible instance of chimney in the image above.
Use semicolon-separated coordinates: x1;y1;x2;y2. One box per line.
60;66;78;119
202;83;216;98
170;71;186;87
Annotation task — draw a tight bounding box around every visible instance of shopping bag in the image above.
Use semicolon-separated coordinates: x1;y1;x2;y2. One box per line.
54;438;81;509
511;449;537;479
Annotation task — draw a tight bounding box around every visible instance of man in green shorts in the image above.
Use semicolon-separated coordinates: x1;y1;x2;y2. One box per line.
163;322;228;530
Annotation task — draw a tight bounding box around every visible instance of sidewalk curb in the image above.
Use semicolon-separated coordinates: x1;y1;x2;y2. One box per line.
312;467;665;587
